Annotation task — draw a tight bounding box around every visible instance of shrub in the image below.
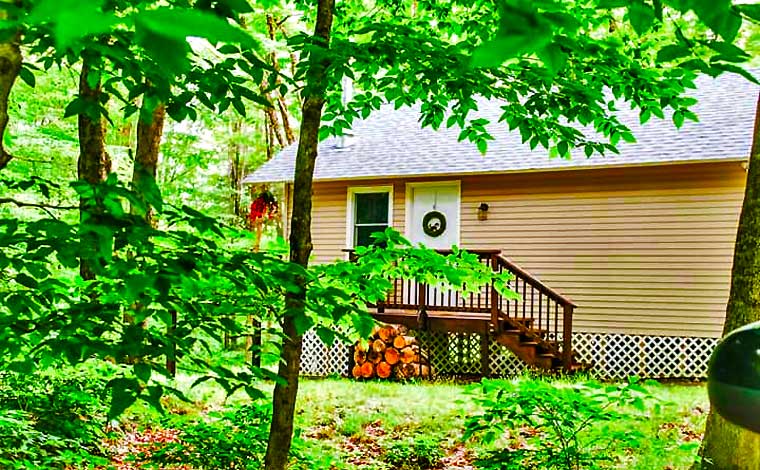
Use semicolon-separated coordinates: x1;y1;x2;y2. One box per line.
383;435;445;470
0;365;111;469
464;378;656;470
0;365;109;442
144;401;271;469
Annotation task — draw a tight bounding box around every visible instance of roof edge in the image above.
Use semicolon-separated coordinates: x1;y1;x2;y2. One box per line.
243;155;747;185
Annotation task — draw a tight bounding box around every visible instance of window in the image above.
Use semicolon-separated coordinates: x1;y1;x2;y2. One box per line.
348;187;392;247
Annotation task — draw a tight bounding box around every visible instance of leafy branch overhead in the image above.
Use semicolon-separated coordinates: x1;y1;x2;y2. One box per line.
317;0;756;158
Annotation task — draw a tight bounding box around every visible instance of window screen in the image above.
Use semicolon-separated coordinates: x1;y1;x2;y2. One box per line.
353;192;390;247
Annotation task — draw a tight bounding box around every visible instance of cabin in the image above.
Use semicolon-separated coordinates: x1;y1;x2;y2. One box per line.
244;73;758;380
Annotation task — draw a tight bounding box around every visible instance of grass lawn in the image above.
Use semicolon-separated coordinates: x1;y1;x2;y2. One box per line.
124;375;708;470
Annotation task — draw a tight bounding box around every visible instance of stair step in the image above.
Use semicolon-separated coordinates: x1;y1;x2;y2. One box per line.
502;329;522;334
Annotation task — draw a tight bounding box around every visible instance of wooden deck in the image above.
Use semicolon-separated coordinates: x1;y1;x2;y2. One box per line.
351;249;582;372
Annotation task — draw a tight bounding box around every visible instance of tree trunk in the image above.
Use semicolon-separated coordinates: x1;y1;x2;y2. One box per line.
0;25;21;171
77;54;112;281
266;14;295;146
228;118;247;224
695;93;760;470
131;97;166;226
263;1;334;469
125;96;165;330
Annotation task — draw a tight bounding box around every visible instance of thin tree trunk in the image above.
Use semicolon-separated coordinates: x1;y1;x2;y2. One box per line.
267;14;295;145
264;101;286;147
695;93;760;469
77;54;112;281
124;96;165;332
265;114;274;161
229;119;244;221
0;24;21;170
277;97;295;144
263;0;334;469
131;98;166;226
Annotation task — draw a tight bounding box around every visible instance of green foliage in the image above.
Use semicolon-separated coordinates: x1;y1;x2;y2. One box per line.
465;377;658;470
382;436;445;470
0;365;111;469
144;401;271;469
0;174;515;420
318;0;756;161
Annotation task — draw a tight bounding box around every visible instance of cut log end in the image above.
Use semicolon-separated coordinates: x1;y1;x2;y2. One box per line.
376;361;392;378
351;323;430;381
360;361;374;378
385;347;400;365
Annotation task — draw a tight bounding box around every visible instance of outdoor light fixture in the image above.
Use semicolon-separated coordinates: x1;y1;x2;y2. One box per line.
477;203;489;221
708;321;760;433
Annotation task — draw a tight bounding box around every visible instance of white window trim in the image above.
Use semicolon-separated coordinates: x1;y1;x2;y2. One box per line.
404;180;462;246
346;185;394;249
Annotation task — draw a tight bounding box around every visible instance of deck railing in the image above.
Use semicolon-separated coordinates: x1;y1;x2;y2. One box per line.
347;248;577;370
493;254;577;369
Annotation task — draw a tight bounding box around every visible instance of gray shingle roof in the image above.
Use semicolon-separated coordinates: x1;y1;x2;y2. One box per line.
243;73;758;184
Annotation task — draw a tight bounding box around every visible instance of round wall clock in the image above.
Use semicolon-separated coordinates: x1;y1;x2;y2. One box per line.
422;210;447;237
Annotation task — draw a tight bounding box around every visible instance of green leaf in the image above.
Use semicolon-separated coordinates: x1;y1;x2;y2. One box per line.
472;33;551;68
711;63;759;84
691;1;741;42
621;132;636;143
315;326;335;346
108;378;139;420
15;273;38;289
656;44;690;63
673;110;684;128
537;42;567;75
136;8;255;47
596;0;628;8
135;29;191;75
18;67;35;88
738;4;760;22
29;0;118;49
705;40;749;59
351;313;376;338
476;138;488;155
144;386;165;414
134;172;163;213
628;1;655;35
557;140;569;158
640;108;651;124
134;363;152;383
292;313;315;335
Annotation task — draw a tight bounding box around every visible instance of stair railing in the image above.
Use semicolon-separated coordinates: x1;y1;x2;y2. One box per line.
346;248;577;370
493;254;577;370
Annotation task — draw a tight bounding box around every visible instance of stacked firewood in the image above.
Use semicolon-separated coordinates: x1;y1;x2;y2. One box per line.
351;324;430;380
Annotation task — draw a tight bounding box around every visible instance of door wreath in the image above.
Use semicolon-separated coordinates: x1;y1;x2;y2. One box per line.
422;210;447;237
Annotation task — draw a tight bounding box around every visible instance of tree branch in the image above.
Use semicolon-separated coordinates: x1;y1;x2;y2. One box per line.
0;197;78;210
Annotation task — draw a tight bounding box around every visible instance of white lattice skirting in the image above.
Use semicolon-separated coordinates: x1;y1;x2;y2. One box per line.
299;330;718;380
572;332;717;380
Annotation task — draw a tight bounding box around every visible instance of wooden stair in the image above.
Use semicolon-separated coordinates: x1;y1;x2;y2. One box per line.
494;316;588;372
350;248;590;375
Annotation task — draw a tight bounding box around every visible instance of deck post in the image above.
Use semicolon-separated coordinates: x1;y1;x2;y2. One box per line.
481;323;490;377
417;282;428;330
418;282;426;310
490;254;501;333
562;304;573;371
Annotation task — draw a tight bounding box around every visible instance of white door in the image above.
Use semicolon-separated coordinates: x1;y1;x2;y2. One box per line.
408;182;460;249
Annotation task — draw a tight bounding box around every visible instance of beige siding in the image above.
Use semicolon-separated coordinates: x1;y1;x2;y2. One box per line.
302;179;404;264
296;162;746;337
